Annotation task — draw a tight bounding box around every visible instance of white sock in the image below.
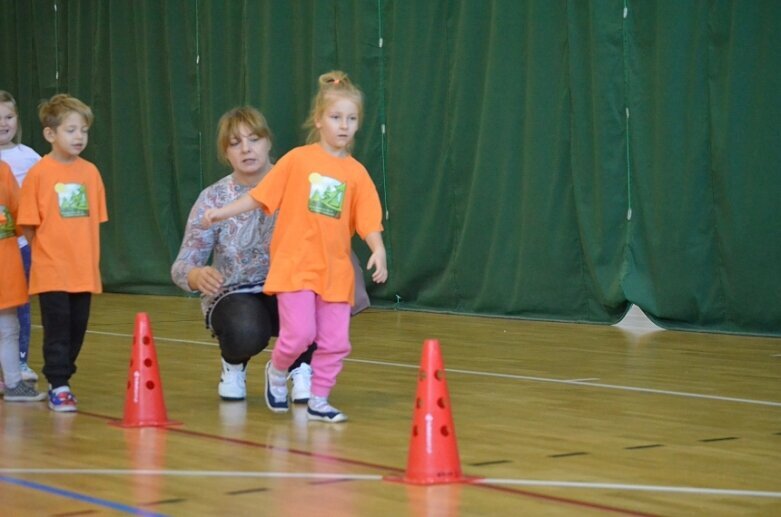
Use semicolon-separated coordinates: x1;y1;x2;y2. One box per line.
268;364;287;387
51;385;71;395
308;395;332;412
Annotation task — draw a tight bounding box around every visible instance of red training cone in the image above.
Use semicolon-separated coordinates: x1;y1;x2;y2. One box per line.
110;313;180;428
386;339;478;485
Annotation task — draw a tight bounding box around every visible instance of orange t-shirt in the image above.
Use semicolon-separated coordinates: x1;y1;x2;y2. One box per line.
0;161;28;310
251;144;383;304
18;155;108;294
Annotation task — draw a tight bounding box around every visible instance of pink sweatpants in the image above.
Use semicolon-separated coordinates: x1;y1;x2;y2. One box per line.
272;290;351;398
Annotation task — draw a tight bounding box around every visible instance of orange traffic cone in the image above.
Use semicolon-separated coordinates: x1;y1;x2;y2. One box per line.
387;339;478;485
110;313;180;428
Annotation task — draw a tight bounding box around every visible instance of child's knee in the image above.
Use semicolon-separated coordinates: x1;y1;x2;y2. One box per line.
282;326;317;350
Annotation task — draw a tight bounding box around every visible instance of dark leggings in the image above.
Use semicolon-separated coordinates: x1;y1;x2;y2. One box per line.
39;291;92;389
209;292;314;370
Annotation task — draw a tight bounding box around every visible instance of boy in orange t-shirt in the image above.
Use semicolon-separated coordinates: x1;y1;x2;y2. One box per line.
0;161;46;402
18;94;108;412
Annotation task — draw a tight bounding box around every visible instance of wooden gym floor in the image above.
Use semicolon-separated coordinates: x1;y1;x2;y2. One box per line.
1;293;780;516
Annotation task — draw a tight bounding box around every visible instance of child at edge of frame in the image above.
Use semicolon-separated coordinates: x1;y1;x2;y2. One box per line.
0;90;43;388
0;159;46;402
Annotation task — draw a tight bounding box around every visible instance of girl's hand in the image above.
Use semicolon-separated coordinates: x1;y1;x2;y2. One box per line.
187;266;224;296
201;208;222;228
367;249;388;284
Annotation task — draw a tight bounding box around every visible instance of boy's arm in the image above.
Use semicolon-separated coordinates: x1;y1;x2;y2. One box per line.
201;193;260;228
364;231;387;283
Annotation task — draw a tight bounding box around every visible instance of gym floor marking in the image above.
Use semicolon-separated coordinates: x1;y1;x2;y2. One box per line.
4;469;781;499
225;487;269;495
469;460;512;467
0;475;166;517
549;452;588;458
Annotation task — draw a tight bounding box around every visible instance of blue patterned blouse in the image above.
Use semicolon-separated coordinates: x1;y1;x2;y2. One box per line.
171;174;276;319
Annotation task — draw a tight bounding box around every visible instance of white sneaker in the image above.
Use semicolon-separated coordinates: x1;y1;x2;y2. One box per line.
218;359;246;401
289;363;312;404
20;362;39;382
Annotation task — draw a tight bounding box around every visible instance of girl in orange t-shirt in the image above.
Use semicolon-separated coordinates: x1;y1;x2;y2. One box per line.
0;161;46;402
203;71;387;422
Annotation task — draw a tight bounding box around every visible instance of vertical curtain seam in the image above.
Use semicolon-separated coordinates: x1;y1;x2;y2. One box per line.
443;1;462;308
620;0;633;306
376;0;393;291
194;0;204;192
705;1;728;327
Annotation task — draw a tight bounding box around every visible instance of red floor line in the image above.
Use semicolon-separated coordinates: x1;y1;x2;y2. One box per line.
82;411;665;516
477;483;666;517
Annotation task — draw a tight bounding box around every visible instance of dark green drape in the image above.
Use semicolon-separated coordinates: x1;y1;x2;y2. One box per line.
2;0;779;335
624;1;781;333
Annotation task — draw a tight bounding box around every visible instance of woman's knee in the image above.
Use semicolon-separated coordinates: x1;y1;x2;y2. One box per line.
211;294;275;360
217;318;272;360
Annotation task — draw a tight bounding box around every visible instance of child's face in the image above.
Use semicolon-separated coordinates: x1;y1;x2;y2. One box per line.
44;111;89;162
316;96;359;156
0;102;19;150
225;123;271;180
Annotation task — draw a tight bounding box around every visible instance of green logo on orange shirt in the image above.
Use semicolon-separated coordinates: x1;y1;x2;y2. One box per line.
308;173;345;219
0;205;15;239
55;183;90;218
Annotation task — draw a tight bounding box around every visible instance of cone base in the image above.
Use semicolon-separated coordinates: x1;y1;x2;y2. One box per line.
383;474;482;485
108;419;182;429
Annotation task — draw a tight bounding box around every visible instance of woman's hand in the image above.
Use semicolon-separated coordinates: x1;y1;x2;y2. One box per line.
187;266;224;296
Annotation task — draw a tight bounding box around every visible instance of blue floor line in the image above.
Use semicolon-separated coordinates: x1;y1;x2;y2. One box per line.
0;475;168;516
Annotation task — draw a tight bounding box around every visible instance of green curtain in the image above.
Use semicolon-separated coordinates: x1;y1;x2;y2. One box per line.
382;2;627;321
1;0;779;336
624;0;781;333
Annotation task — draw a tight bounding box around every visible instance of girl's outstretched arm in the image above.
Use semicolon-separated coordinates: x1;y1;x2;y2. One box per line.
364;231;388;283
201;193;260;228
21;225;35;242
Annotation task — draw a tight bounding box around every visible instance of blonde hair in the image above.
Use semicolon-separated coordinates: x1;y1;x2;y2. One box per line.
303;70;364;149
216;106;273;165
0;90;22;144
38;94;94;130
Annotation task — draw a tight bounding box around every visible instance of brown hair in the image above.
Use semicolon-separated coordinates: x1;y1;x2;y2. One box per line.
38;94;94;130
303;70;364;149
0;90;22;144
216;106;273;164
